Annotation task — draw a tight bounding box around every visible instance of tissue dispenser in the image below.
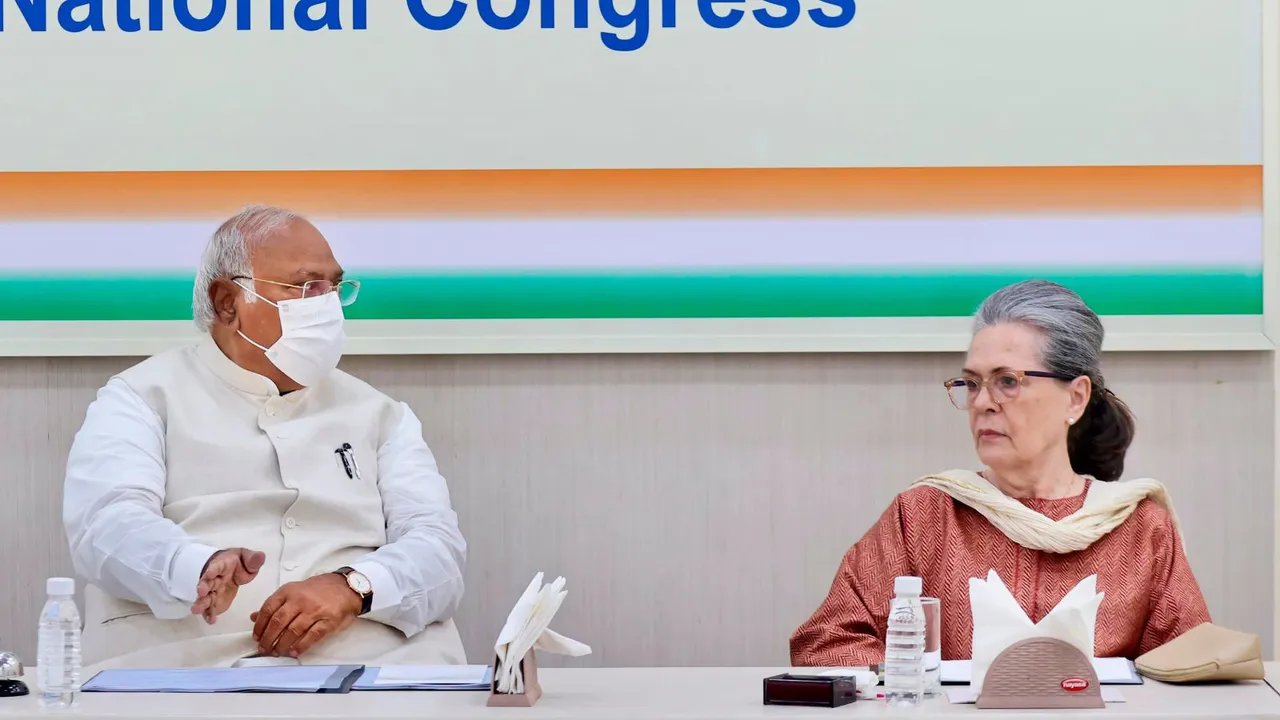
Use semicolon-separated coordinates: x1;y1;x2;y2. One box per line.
976;637;1104;710
487;650;542;707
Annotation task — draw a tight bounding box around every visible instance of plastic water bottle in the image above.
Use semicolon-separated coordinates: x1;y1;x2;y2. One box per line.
883;575;925;707
36;577;81;710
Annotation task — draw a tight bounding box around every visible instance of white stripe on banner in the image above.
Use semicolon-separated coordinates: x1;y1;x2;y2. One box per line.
0;214;1260;271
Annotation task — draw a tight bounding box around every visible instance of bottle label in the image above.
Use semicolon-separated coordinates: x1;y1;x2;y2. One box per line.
889;597;926;631
890;606;919;625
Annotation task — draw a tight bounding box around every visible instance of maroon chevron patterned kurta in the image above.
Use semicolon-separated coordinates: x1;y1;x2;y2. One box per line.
790;481;1210;667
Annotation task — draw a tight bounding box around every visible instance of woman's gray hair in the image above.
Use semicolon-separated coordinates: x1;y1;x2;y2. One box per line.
973;279;1105;383
972;279;1135;481
192;205;301;331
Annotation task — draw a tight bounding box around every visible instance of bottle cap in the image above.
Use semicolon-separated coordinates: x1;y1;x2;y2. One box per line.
46;577;74;596
894;575;922;596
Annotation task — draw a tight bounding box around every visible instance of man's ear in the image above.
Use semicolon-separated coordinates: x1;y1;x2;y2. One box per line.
210;279;240;328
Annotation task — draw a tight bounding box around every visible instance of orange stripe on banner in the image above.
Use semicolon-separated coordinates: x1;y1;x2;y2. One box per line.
0;166;1260;219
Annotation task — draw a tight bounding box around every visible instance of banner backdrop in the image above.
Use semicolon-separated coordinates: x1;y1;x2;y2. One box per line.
0;0;1265;354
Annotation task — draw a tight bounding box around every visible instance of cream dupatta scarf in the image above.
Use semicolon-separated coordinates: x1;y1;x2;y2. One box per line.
913;469;1180;554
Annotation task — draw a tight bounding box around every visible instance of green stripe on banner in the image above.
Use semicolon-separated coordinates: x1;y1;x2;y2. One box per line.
0;270;1262;321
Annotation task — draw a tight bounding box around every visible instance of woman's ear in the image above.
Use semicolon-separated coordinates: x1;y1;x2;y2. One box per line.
1067;375;1093;422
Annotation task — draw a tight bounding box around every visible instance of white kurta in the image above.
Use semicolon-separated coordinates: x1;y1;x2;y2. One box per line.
63;337;467;669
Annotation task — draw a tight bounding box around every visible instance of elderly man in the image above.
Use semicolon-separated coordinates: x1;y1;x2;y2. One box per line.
63;205;467;668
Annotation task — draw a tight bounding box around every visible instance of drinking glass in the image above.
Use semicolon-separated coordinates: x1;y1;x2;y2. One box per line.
920;597;941;698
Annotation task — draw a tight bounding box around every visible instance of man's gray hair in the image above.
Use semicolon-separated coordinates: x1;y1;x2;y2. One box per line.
192;205;302;331
972;279;1104;382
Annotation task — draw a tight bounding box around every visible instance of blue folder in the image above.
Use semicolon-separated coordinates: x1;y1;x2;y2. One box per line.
81;665;364;693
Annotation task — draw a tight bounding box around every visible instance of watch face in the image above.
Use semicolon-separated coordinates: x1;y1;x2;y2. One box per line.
347;571;372;595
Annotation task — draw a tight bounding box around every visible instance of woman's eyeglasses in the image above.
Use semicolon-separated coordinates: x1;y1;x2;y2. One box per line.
943;370;1075;410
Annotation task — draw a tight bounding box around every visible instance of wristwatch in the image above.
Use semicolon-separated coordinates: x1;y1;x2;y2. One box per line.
334;567;373;616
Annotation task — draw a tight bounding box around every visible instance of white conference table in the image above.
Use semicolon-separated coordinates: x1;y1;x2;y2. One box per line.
0;665;1277;719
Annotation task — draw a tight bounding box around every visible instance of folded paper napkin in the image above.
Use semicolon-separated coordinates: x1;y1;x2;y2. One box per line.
817;669;882;698
1135;623;1263;683
493;572;592;694
969;569;1104;695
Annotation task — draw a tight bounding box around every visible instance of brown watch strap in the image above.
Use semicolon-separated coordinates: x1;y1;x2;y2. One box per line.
335;567;373;615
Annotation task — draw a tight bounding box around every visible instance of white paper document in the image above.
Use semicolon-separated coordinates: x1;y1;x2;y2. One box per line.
353;665;494;691
376;665;489;686
941;657;1141;685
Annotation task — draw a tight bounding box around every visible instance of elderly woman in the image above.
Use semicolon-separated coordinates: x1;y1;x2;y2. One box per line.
790;280;1210;666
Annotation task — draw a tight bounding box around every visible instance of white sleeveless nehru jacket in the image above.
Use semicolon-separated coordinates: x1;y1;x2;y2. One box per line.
64;338;467;669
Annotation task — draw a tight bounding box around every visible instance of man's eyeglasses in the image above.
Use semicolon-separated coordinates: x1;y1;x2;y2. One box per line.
234;276;360;307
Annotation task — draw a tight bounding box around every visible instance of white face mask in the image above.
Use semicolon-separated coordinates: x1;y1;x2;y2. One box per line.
236;287;346;388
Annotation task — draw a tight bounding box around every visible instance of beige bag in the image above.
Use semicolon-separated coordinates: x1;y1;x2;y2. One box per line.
1135;623;1264;682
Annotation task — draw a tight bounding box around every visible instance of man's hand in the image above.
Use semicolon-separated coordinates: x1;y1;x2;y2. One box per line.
250;574;360;658
191;548;265;625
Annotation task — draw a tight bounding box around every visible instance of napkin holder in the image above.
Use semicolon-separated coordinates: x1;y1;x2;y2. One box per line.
976;637;1103;709
487;650;542;707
